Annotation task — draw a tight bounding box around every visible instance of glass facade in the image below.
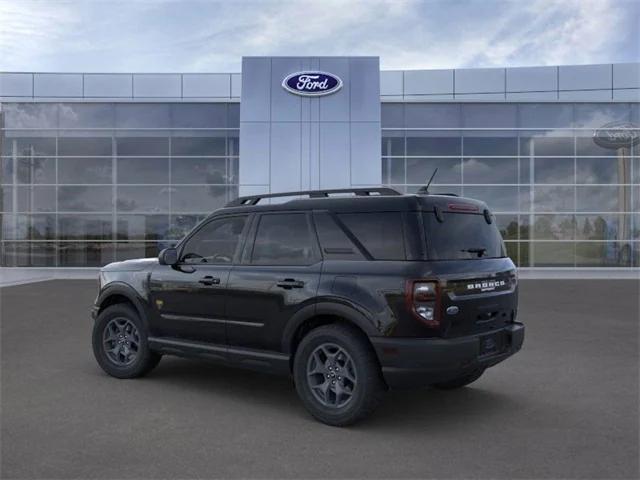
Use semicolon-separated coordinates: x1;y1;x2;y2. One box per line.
382;103;640;267
0;103;239;266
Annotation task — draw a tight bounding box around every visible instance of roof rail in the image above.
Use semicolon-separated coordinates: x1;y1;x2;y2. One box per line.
225;187;401;207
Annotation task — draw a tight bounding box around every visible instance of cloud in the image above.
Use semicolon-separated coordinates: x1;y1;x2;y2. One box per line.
0;0;637;72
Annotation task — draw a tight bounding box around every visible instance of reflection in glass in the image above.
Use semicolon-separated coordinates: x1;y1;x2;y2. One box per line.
58;186;112;212
462;186;520;212
58;158;112;184
58;242;114;267
406;135;461;156
520;135;574;156
575;242;632;267
576;157;629;184
59;215;112;240
168;215;205;240
575;214;629;241
116;215;169;240
381;103;404;128
171;158;228;184
576;186;629;212
171;136;226;156
58;104;114;128
381;133;404;156
382;158;405;184
2;242;57;266
531;242;574;267
533;215;575;240
534;158;574;184
116;137;169;156
1;137;56;156
463;158;517;184
494;215;519;240
115;242;163;261
116;186;170;213
15;186;56;212
463;137;517;156
58;137;112;156
2;104;58;128
117;158;169;184
14;157;56;184
406;158;461;185
171;186;233;213
533;186;575;212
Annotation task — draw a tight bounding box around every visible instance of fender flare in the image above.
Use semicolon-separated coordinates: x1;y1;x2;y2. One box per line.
281;300;379;354
96;282;151;330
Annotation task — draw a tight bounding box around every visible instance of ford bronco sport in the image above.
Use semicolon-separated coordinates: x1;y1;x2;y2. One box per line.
91;188;524;426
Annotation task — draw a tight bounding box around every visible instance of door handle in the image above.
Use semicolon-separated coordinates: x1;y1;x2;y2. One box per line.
199;276;221;286
276;278;305;289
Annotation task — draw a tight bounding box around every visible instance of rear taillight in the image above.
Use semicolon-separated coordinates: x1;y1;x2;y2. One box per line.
406;280;441;328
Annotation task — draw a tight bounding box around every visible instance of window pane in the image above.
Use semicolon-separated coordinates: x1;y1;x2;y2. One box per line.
406;158;461;185
575;242;632;267
58;104;114;128
381;103;404;128
251;213;315;265
2;215;56;240
2;104;58;128
58;214;113;240
2;242;57;266
462;104;516;128
116;215;169;240
576;157;629;184
576;186;630;212
116;137;169;156
1;136;56;156
405;104;460;128
534;158;574;184
533;186;575;212
171;157;228;184
576;214;630;241
58;137;112;156
15;157;56;184
338;212;405;260
116;186;170;213
531;242;574;267
59;186;112;212
171;136;226;156
574;104;630;128
518;104;573;128
58;242;114;267
114;104;171;128
532;215;575;240
117;158;169;184
171;185;232;213
13;186;56;212
181;216;247;264
381;132;404;156
463;158;518;184
171;104;228;128
576;136;625;156
228;104;240;127
59;158;112;184
382;158;405;184
494;214;519;241
463;136;518;156
463;186;521;212
168;214;205;240
520;135;574;156
406;135;461;156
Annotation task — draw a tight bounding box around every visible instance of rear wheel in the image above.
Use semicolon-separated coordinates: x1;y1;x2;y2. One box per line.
92;304;161;379
431;368;485;390
293;324;385;426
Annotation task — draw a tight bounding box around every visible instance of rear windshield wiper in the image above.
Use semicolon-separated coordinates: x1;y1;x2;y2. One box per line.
461;248;487;257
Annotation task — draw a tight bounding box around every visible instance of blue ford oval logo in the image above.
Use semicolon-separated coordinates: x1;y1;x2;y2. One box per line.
282;71;343;97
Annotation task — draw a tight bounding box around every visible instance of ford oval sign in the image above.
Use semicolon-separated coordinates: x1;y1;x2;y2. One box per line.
593;121;640;149
282;71;342;97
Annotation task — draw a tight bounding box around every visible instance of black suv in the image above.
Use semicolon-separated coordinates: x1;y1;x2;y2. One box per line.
91;188;524;426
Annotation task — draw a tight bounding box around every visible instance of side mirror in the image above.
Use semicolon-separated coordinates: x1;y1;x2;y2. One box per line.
158;247;178;266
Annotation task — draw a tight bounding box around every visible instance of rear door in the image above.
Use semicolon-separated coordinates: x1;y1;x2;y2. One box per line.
225;211;322;352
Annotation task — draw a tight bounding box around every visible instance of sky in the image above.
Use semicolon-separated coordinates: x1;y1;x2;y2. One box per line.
0;0;638;73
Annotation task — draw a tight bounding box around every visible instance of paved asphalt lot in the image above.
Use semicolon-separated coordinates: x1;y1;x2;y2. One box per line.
1;279;638;479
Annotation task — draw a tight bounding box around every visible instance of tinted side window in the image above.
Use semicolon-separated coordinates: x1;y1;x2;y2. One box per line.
251;213;316;265
313;212;365;260
181;216;247;264
338;213;406;260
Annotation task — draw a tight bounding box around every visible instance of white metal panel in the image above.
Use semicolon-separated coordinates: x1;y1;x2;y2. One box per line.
182;74;231;97
506;66;557;92
559;64;611;91
84;74;132;97
404;69;453;95
0;73;33;97
455;68;505;94
613;63;640;89
34;74;83;97
380;71;403;96
133;74;181;97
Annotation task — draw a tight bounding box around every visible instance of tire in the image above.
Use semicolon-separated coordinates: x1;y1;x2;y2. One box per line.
293;324;385;427
92;303;161;379
431;368;485;390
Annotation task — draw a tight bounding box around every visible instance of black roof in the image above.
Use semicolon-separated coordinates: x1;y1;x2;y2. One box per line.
217;188;489;216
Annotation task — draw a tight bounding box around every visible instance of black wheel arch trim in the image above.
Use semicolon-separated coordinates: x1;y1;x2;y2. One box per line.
281;300;380;354
95;282;151;330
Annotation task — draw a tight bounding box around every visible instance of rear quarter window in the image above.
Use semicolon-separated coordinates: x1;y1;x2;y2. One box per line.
423;212;505;260
337;212;406;260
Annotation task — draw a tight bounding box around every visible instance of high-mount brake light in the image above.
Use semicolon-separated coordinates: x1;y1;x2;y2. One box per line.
448;203;479;212
406;280;441;328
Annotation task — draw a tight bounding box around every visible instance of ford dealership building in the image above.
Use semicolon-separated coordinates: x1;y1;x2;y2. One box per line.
0;57;638;273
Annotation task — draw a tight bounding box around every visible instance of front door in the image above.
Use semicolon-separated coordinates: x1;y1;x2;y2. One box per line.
226;212;322;352
149;214;250;344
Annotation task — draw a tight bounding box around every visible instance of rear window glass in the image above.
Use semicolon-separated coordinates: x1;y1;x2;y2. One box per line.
251;213;316;265
338;213;405;260
423;212;505;260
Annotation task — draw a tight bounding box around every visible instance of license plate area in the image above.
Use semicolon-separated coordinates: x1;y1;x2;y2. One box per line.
479;331;506;357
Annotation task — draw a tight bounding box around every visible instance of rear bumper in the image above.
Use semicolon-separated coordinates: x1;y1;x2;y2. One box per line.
371;323;524;389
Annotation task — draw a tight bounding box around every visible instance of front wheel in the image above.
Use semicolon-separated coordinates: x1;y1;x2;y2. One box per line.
293;324;385;427
92;304;161;379
431;368;485;390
